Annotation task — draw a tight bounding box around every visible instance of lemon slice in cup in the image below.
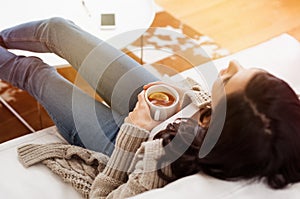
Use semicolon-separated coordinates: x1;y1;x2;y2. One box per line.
148;92;169;102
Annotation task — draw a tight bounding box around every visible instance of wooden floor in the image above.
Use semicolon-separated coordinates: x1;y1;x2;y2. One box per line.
1;0;300;143
0;80;54;142
155;0;300;52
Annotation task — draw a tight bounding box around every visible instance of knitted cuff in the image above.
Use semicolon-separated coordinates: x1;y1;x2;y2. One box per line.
116;123;149;152
64;145;109;171
181;85;211;109
17;143;69;168
173;76;211;109
103;123;149;181
141;139;172;189
142;139;165;172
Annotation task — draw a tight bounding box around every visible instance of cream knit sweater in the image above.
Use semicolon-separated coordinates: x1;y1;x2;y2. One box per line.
18;123;172;199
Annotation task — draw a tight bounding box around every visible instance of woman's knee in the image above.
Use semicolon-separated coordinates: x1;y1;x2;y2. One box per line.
43;17;75;31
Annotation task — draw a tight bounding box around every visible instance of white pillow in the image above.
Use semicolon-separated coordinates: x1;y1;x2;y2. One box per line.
131;174;300;199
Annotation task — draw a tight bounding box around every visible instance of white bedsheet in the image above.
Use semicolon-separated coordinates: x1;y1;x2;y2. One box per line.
0;127;82;199
0;34;299;198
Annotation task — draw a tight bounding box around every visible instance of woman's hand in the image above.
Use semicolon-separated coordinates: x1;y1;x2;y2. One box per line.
124;91;161;131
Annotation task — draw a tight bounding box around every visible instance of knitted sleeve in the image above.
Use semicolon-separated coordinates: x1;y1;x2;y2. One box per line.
180;77;211;109
90;138;172;199
89;123;150;198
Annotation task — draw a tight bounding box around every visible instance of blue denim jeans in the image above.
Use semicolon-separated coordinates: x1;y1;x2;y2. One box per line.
0;17;158;156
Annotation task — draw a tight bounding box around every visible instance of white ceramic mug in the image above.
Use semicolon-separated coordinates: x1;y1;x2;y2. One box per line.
145;84;180;121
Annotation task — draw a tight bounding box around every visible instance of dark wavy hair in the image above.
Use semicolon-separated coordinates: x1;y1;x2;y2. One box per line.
154;72;300;189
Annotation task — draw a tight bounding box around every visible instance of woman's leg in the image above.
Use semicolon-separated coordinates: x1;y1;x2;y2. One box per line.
0;17;158;115
0;18;159;155
0;45;121;155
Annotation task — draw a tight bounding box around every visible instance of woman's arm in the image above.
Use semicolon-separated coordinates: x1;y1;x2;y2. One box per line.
90;90;168;198
89;123;149;198
90;138;172;199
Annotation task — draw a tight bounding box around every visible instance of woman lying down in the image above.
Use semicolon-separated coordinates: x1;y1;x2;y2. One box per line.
1;18;300;198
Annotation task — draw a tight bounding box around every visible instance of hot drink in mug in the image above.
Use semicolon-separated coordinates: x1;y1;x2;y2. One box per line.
145;84;179;121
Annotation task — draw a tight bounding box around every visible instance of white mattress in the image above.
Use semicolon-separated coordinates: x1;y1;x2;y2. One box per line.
0;127;82;198
0;34;299;198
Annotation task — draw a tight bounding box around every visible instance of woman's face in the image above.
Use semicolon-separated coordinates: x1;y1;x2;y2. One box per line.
211;60;263;107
